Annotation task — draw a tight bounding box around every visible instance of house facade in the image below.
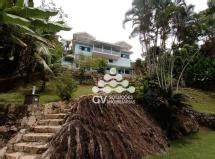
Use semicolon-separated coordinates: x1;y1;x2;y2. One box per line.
63;32;133;75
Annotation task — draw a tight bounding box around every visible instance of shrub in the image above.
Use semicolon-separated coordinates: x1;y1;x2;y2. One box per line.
185;55;215;89
54;75;78;101
134;78;191;138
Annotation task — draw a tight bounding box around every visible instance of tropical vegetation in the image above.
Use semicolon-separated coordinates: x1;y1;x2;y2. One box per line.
125;0;215;137
0;0;70;92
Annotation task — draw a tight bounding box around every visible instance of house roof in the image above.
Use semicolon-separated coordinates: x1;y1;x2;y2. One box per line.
73;32;96;42
73;32;133;53
114;41;132;50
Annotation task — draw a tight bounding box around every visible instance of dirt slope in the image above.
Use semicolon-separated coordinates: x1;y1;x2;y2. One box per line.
46;95;168;159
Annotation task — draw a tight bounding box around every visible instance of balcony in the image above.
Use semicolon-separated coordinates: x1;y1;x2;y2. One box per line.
92;47;120;60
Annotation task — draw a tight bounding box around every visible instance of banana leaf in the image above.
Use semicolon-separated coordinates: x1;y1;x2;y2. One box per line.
30;18;71;33
24;33;50;45
11;34;27;47
34;53;53;74
5;6;58;20
2;12;30;26
15;24;35;33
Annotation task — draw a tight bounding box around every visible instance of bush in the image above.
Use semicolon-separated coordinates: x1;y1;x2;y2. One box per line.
55;75;78;101
185;55;215;89
134;78;191;138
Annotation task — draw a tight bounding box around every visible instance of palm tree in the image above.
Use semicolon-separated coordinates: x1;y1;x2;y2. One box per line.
172;3;198;46
208;0;215;8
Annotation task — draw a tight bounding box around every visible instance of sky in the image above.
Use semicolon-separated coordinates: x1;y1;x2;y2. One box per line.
35;0;208;61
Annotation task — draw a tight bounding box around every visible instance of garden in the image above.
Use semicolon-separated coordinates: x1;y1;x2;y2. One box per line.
0;0;214;159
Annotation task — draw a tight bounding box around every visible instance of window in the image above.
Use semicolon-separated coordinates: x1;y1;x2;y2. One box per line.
125;70;130;74
118;69;122;74
121;54;129;59
79;46;91;52
79;46;85;51
109;59;113;63
64;56;73;62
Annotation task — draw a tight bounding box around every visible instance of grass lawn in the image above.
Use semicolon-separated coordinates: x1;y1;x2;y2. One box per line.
73;85;93;97
0;83;93;104
147;128;215;159
181;88;215;113
146;88;215;159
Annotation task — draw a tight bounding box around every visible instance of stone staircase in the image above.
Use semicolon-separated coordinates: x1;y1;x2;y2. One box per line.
4;104;70;159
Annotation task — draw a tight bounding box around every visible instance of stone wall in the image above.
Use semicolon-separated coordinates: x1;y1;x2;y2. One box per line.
183;108;215;129
0;104;43;149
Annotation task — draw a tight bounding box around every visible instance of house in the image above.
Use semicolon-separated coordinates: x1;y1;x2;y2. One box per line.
63;32;133;75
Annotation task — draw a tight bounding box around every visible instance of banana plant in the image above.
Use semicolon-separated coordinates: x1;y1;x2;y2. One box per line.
0;0;70;48
0;0;71;83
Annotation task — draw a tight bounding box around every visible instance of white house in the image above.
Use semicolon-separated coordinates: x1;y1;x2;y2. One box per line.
62;32;133;75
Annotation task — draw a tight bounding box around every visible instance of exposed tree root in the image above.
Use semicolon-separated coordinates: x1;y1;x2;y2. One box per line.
46;95;168;159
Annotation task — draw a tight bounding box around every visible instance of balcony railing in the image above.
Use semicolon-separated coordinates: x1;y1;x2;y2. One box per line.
92;47;120;60
93;47;120;55
93;47;103;52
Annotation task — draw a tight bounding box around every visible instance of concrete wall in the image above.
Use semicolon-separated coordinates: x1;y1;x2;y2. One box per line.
74;43;93;56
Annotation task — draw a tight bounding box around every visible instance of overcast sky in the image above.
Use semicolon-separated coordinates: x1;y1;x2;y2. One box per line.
35;0;208;61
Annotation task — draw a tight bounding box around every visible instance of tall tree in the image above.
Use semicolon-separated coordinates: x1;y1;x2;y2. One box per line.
124;0;199;91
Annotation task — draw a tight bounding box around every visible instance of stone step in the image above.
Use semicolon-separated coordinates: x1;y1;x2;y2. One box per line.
13;142;47;154
5;152;41;159
22;133;54;142
38;119;64;126
62;108;71;113
44;113;66;119
33;125;61;133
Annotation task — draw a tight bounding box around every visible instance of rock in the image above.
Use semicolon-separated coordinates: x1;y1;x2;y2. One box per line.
21;116;37;128
7;105;16;114
0;126;7;133
7;114;16;120
8;129;26;145
9;126;18;132
178;114;199;135
43;103;54;115
0;146;7;159
52;102;60;109
183;108;215;130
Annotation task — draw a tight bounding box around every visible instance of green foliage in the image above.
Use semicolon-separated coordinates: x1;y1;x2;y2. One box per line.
0;84;93;104
0;1;70;89
181;88;215;113
92;57;107;74
134;76;190;138
173;44;199;78
185;55;215;89
77;55;107;74
134;77;157;102
54;75;78;101
147;128;215;159
198;7;215;40
5;6;58;19
133;59;146;75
